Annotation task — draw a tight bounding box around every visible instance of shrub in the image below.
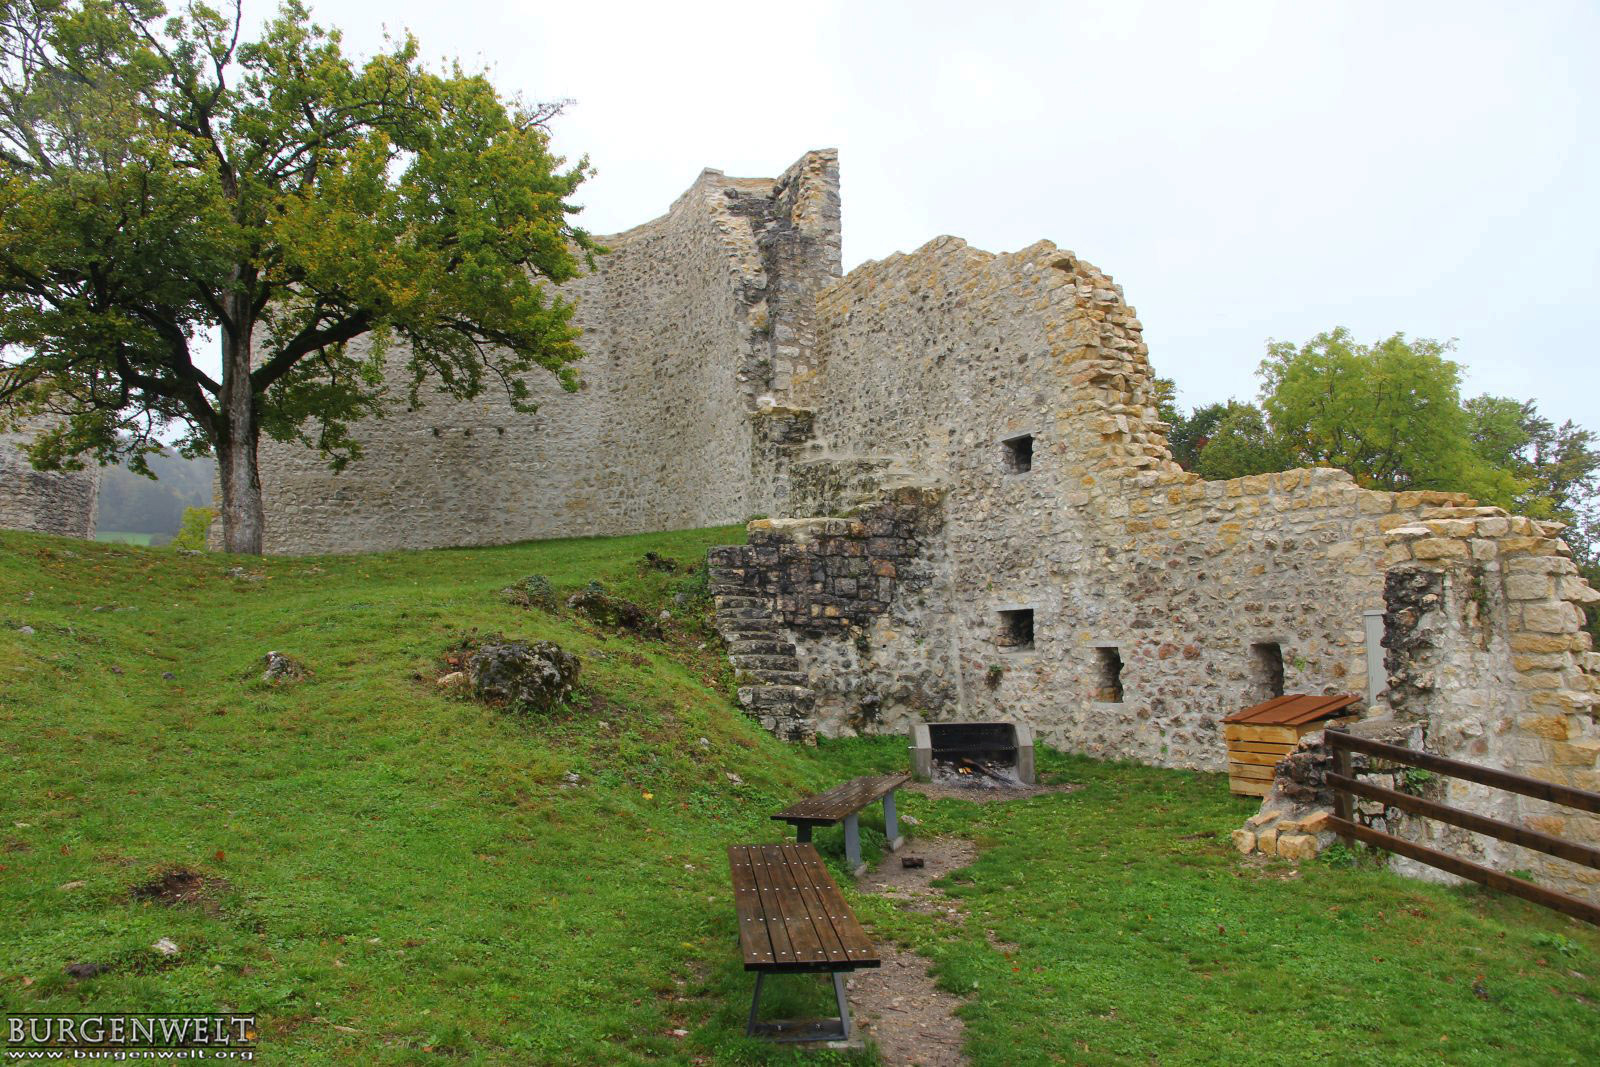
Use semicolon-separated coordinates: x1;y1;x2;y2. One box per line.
172;507;216;551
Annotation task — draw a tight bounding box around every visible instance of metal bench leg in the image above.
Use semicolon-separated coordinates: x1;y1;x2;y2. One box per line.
746;971;765;1036
844;813;863;875
883;789;903;851
795;824;812;844
746;970;853;1043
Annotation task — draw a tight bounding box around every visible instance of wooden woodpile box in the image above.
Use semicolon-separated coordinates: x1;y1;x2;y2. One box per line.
1223;693;1361;796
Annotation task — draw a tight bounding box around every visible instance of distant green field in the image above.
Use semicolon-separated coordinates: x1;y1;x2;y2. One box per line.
92;530;157;545
2;528;1598;1065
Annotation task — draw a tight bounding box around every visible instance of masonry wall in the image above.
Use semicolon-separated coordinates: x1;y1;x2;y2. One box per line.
720;226;1599;797
756;238;1407;768
0;416;99;539
255;152;841;554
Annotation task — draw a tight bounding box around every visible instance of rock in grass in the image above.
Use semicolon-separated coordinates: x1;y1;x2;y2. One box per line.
467;641;580;715
151;938;180;957
503;574;558;611
566;585;662;638
262;651;309;685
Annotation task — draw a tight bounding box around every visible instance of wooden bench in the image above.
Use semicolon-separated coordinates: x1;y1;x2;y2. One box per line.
728;843;881;1042
772;773;911;875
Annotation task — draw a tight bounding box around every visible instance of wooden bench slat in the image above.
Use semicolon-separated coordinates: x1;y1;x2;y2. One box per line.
729;845;777;968
772;774;912;825
771;844;851;966
743;845;802;970
758;844;839;968
727;844;881;973
782;843;878;966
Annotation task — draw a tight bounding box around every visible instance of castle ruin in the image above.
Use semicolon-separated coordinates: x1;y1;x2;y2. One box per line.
169;151;1600;901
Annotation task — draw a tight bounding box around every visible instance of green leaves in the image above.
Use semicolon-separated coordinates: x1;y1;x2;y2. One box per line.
0;1;597;549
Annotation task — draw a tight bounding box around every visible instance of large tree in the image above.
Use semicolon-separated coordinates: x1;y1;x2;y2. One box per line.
0;0;596;552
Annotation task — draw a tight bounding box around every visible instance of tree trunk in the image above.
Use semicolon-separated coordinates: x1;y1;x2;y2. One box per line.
217;313;265;555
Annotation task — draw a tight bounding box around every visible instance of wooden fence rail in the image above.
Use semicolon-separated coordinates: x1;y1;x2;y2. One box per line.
1325;729;1600;926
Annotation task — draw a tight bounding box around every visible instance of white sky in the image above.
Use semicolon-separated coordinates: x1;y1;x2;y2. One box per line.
261;0;1599;429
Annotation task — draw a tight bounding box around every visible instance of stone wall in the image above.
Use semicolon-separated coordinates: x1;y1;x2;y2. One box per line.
758;235;1455;769
254;151;841;554
708;489;956;739
0;415;99;538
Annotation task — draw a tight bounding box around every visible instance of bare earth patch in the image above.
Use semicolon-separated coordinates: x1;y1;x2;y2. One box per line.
905;780;1082;804
130;867;227;915
849;838;977;1066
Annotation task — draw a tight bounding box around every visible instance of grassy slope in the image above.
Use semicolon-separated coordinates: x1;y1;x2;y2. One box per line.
1;527;1598;1065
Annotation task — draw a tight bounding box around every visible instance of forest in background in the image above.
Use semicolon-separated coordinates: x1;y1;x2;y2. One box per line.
94;450;215;545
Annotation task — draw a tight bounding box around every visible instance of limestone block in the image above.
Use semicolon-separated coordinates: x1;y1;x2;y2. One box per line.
1502;573;1553;601
1512;633;1587;654
1386;524;1432;540
1525;814;1568;836
1553;739;1600;767
1277;834;1318;862
1411;537;1469;560
1521;603;1581;634
1558;576;1600;605
1231;829;1257;854
1423;519;1476;538
1256;827;1279;856
1299;811;1332;834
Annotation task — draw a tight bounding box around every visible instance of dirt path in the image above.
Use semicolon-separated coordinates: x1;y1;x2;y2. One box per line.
848;838;977;1067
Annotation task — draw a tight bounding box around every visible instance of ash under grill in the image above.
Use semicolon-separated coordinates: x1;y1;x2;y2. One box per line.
909;721;1035;788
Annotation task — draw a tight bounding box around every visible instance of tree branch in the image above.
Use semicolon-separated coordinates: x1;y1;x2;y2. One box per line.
251;310;373;391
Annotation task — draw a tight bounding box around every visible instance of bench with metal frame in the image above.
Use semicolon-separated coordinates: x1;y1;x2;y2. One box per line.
771;773;911;876
728;843;881;1042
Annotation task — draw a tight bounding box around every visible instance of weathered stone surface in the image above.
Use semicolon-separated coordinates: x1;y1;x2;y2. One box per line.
504;574;558;611
467;640;580;714
0;414;99;538
1277;833;1319;861
1230;829;1256;854
253;151;843;553
261;651;308;685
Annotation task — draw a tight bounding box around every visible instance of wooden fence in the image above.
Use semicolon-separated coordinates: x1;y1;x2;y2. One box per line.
1326;729;1600;926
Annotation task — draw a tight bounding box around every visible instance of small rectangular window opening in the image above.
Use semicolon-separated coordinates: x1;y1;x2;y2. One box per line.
1001;434;1034;474
1093;646;1124;703
1251;642;1285;699
997;609;1034;652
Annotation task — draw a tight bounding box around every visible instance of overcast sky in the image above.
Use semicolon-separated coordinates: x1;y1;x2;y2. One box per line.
284;0;1598;429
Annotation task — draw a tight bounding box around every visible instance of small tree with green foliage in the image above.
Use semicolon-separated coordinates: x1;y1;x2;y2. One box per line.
0;0;597;553
1257;328;1512;498
172;504;215;550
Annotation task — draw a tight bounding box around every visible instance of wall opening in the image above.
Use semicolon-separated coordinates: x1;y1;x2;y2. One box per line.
996;609;1034;652
1093;646;1124;703
1001;434;1033;474
1250;642;1285;699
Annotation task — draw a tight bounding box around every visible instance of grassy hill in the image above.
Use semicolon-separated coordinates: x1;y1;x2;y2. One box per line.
2;527;1598;1065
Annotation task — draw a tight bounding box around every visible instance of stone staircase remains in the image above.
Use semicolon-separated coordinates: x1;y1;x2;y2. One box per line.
706;550;818;743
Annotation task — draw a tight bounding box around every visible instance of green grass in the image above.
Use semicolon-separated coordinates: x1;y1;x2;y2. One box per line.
92;531;158;545
2;527;1598;1064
